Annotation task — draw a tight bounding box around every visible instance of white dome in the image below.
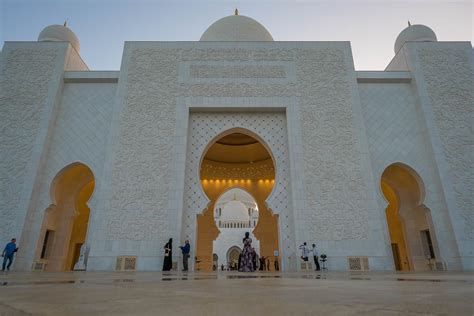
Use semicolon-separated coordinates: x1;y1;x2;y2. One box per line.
38;24;80;53
200;14;273;41
220;200;250;222
394;24;437;54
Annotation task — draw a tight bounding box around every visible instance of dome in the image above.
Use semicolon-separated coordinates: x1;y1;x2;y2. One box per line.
394;24;437;54
38;24;80;53
220;200;250;223
200;12;273;41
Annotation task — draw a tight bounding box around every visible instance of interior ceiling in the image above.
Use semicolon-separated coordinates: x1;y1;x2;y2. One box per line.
204;133;271;164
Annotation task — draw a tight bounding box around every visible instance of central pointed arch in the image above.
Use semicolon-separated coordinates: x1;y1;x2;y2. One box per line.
196;128;279;271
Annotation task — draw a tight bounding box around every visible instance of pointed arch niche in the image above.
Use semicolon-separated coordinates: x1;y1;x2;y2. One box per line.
196;129;279;271
381;163;440;271
35;162;94;271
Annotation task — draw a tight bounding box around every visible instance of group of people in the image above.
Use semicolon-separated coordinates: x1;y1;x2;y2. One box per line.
167;232;277;273
162;238;191;272
2;236;321;273
299;242;321;271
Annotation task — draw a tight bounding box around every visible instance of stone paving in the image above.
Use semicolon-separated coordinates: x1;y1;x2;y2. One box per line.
0;271;472;315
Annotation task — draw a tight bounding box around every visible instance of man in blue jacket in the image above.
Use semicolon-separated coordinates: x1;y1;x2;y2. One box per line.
2;238;18;272
179;240;190;271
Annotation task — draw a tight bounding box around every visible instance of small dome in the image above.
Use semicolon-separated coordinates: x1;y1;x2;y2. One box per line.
200;13;273;41
220;200;250;223
394;24;437;54
38;24;80;53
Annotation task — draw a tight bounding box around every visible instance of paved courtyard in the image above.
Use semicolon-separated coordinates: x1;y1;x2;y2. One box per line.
0;271;472;315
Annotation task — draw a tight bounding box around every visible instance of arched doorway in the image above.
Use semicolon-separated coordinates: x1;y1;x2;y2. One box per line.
381;163;440;271
227;246;242;270
212;187;260;269
197;130;279;271
36;163;94;271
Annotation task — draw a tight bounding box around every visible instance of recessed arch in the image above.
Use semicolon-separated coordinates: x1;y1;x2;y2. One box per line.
196;128;279;271
36;162;95;271
199;127;278;203
50;162;95;206
380;162;426;207
381;162;440;271
226;245;242;270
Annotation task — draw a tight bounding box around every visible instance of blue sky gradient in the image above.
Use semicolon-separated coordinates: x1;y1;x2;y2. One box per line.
1;0;472;70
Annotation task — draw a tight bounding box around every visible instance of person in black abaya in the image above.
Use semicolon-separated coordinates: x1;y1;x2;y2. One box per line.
162;238;173;271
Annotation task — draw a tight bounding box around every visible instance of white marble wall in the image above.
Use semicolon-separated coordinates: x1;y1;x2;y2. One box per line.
0;42;69;268
358;81;462;270
405;42;473;270
88;42;393;271
4;41;471;272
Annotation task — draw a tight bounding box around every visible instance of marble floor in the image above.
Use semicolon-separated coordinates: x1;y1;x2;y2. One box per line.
0;270;472;315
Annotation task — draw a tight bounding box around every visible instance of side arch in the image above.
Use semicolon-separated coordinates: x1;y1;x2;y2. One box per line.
36;162;95;271
380;162;440;271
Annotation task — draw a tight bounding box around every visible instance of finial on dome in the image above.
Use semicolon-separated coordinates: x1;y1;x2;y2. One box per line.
235;8;239;15
38;23;80;53
394;23;437;54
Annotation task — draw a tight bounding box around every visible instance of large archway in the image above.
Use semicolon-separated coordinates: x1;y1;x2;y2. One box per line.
35;163;94;271
196;131;279;271
381;163;440;271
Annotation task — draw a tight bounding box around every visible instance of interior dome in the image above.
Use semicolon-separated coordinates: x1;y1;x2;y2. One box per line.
38;24;80;53
200;14;273;41
394;24;437;54
220;200;250;223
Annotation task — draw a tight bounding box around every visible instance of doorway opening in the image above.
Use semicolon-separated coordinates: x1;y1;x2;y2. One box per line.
381;163;440;271
196;130;279;271
36;162;94;271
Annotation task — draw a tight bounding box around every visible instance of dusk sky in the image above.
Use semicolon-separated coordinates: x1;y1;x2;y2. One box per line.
1;0;472;70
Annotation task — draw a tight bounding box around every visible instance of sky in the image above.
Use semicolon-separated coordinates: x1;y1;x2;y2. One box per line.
1;0;472;70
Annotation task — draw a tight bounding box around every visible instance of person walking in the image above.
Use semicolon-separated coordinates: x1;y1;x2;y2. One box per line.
162;238;173;271
2;238;18;272
312;243;321;271
179;240;190;271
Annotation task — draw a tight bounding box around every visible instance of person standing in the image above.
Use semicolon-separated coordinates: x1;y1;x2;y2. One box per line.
239;232;254;272
312;243;321;271
162;238;173;271
2;238;18;272
299;242;309;261
179;240;190;271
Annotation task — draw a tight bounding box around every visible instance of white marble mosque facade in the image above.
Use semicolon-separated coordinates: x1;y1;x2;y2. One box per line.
0;14;472;272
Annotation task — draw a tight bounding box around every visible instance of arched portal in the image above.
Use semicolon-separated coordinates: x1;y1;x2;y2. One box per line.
212;187;260;268
197;130;279;271
381;163;440;271
227;246;242;270
36;162;94;271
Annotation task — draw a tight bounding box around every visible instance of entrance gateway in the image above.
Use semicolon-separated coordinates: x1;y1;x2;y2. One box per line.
179;111;296;271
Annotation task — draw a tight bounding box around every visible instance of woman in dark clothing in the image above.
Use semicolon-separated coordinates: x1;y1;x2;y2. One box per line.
162;238;173;271
239;232;254;272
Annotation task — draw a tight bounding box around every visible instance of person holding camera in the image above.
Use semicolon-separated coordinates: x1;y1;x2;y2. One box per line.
2;238;18;272
299;242;309;261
